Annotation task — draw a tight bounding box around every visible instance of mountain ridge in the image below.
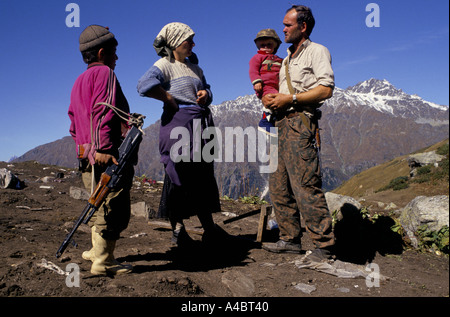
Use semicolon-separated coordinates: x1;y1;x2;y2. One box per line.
11;78;449;198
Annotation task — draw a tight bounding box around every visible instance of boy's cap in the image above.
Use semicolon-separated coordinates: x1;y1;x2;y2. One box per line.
79;25;115;52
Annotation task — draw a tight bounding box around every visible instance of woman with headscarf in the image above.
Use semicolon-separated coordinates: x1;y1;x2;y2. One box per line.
137;22;228;247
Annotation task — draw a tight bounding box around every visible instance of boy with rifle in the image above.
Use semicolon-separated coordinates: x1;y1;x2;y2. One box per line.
67;25;135;275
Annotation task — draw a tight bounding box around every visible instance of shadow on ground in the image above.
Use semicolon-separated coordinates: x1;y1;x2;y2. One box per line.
119;232;259;273
334;203;404;264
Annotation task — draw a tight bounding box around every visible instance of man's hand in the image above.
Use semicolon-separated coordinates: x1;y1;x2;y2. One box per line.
262;93;292;112
95;152;118;166
262;86;333;112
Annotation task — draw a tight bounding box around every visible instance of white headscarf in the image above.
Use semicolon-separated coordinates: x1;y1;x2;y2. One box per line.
153;22;195;57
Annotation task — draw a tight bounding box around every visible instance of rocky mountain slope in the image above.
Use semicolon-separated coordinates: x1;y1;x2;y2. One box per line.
321;78;448;189
11;79;449;198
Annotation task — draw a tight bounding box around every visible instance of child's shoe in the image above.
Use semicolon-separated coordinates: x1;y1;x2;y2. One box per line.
258;112;277;137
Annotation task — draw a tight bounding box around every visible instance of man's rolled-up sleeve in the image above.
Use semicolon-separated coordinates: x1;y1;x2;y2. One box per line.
313;46;335;89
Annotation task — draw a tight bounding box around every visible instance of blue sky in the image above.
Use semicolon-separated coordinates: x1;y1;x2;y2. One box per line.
0;0;448;162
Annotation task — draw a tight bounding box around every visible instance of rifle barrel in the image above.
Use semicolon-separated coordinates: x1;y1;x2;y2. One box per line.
55;204;93;258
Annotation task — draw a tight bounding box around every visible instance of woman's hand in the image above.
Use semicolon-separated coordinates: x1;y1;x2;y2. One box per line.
163;93;179;112
145;85;179;112
196;90;208;105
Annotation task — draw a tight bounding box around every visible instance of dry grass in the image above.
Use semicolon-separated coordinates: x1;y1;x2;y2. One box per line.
333;138;449;209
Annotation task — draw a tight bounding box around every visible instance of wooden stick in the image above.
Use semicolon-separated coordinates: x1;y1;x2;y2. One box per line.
222;208;261;224
256;205;271;243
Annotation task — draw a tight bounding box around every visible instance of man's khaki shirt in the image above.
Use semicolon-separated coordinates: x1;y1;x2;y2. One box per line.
279;39;335;98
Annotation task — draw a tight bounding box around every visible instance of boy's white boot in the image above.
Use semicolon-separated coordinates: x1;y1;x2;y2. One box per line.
82;226;96;262
90;232;132;275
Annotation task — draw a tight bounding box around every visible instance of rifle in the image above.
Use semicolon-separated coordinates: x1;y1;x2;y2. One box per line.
56;115;144;258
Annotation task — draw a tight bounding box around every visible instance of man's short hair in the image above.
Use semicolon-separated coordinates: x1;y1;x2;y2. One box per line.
288;5;315;36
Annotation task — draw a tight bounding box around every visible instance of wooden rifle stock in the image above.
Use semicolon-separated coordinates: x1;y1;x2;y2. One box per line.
88;173;112;208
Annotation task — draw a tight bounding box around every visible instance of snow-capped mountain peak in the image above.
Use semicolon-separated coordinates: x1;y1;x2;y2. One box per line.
326;78;448;124
347;78;403;96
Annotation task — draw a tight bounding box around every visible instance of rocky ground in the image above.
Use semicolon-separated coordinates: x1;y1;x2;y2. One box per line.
0;161;448;309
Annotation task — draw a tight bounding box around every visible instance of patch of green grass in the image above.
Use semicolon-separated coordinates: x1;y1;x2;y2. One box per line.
376;176;409;192
416;225;449;254
239;195;267;205
436;143;449;156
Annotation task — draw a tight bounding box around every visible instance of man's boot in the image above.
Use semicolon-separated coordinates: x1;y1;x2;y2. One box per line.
82;226;96;262
90;232;132;275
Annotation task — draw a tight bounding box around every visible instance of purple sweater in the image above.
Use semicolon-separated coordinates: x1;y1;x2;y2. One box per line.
68;63;130;165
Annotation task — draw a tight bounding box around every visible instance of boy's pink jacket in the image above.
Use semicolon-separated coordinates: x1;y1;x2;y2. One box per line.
249;50;283;98
68;63;130;165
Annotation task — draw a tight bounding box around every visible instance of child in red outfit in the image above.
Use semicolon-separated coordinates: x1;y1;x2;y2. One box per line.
249;29;283;135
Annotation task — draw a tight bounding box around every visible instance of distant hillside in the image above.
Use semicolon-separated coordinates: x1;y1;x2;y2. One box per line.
333;138;449;207
13;136;77;169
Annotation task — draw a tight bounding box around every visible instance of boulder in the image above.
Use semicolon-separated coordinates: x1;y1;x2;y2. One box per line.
408;151;446;177
399;195;449;247
325;192;362;221
407;151;446;167
0;168;24;189
131;201;150;219
69;186;90;200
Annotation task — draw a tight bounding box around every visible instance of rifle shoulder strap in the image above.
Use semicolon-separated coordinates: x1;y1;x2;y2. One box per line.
284;59;314;133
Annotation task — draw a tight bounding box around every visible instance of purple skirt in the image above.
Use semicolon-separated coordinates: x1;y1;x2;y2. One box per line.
157;106;221;220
